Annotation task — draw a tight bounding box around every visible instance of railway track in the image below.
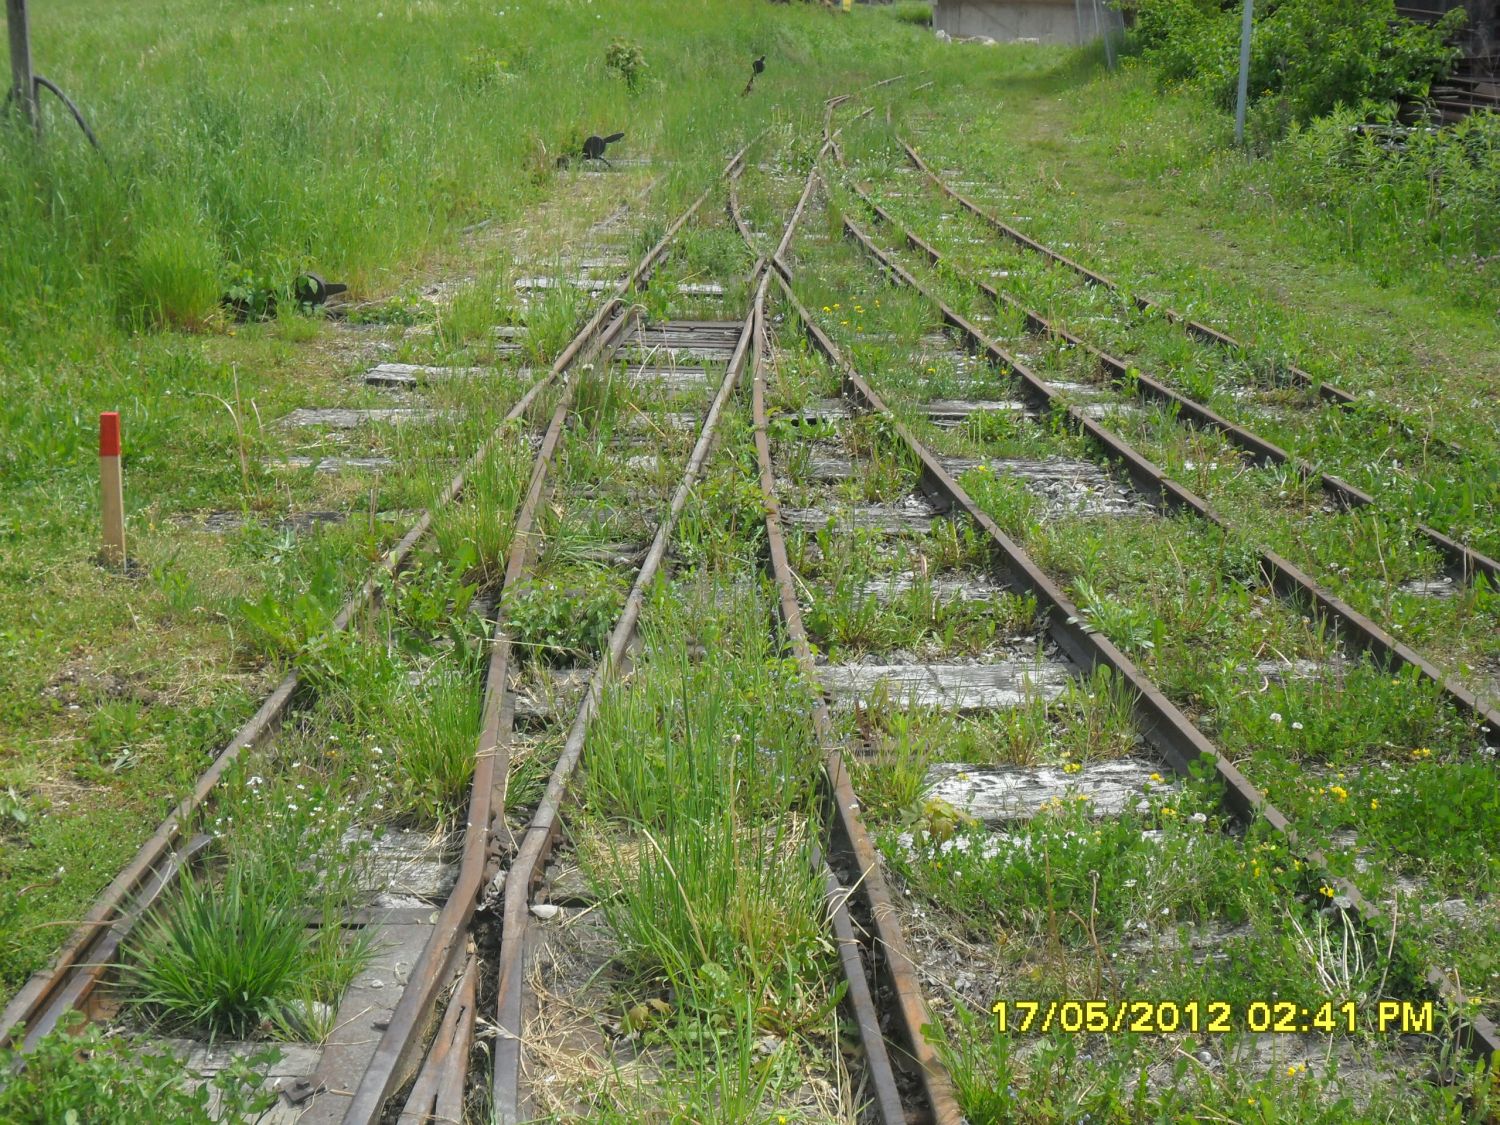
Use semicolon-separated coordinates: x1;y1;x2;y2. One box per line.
0;251;633;1058
734;96;1495;1116
818;139;1500;750
5;84;1496;1124
0;97;955;1124
891;133;1499;486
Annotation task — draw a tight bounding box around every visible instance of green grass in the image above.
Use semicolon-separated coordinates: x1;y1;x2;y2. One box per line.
123;785;373;1039
0;1012;280;1124
0;0;953;993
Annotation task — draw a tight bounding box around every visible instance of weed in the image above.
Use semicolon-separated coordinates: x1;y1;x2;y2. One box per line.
0;1012;279;1124
605;39;649;93
385;667;484;824
505;566;624;666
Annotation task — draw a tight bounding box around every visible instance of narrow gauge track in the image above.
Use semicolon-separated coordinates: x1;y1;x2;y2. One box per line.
361;203;770;1123
819;155;1500;748
287;100;935;1124
841;139;1498;591
739;98;963;1125
752;128;1496;1118
0;233;644;1055
0;142;752;1105
894;135;1494;478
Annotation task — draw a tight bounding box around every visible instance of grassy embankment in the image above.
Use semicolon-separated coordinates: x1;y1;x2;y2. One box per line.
0;0;941;994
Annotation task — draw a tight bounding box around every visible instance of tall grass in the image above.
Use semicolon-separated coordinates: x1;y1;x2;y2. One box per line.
122;787;372;1039
2;0;928;342
581;581;827;1011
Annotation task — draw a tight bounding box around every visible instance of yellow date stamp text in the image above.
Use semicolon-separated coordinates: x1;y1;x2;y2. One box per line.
991;999;1434;1035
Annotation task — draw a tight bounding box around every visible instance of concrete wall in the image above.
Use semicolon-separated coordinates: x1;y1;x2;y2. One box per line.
933;0;1083;44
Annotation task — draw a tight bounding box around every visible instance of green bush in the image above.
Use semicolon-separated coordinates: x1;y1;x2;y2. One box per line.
1272;103;1500;265
0;1012;278;1124
1127;0;1463;127
889;2;934;28
604;38;649;92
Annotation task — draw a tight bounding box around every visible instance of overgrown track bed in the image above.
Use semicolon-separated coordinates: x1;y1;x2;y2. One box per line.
470;109;935;1124
0;142;766;1121
846;134;1498;593
739;99;1495;1118
819;144;1500;747
891;132;1498;495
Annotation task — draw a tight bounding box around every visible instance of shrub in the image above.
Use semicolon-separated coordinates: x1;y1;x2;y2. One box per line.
504;566;624;665
1127;0;1463;127
0;1012;278;1123
889;2;934;27
604;38;648;91
1272;103;1500;263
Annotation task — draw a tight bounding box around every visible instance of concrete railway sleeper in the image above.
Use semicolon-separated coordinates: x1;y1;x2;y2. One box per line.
893;133;1490;477
755;169;1497;1116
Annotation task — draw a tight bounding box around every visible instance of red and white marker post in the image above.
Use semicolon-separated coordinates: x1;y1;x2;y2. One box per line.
99;412;126;567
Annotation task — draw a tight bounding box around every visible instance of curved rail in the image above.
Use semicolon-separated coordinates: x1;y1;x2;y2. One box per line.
895;135;1483;467
746;125;956;1124
836;156;1498;589
340;141;761;1124
763;205;1499;1063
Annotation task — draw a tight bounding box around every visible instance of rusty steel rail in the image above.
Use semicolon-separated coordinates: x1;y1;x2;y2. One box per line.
833;207;1500;747
835;161;1499;589
490;270;770;1125
895;134;1481;465
742;144;934;1125
395;955;478;1125
763;255;1500;1065
340;143;757;1124
751;292;962;1123
0;214;664;1051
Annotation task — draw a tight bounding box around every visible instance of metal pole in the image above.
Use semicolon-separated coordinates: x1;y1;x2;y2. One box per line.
1234;0;1254;145
6;0;39;135
1094;0;1116;71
